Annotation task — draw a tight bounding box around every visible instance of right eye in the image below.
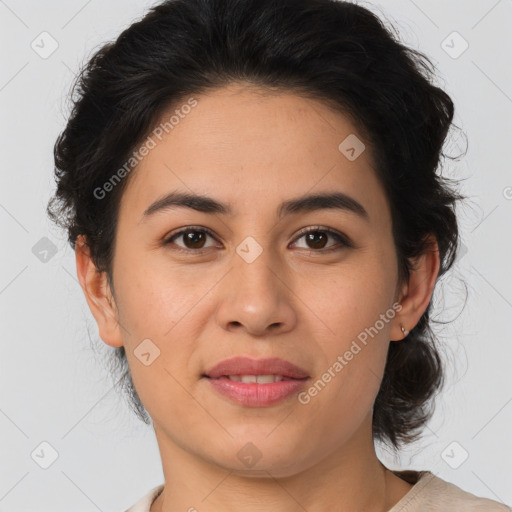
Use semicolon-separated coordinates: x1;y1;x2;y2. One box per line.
164;226;220;253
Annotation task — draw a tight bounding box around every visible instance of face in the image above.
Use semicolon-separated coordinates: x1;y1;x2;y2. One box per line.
80;84;428;478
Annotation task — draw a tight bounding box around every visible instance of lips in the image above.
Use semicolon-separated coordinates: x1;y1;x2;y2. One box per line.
203;356;310;380
203;356;310;407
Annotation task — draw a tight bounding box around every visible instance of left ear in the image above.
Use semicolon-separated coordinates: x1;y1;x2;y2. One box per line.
391;234;441;341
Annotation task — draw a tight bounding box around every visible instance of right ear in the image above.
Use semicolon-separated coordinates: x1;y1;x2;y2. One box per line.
75;235;124;348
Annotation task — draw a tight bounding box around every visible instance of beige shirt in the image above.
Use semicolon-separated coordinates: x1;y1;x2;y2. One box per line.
124;471;511;511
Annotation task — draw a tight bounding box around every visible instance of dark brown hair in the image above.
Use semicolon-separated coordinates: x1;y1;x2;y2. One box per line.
47;0;465;450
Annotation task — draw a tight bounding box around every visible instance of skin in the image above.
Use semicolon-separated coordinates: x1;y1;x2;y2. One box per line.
76;83;440;512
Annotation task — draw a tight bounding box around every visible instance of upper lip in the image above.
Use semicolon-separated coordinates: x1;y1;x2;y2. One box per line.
204;357;310;379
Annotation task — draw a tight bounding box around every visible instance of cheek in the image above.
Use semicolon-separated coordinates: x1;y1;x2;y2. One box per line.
297;286;394;440
306;258;397;343
113;250;197;339
112;253;211;390
114;261;209;422
301;254;397;403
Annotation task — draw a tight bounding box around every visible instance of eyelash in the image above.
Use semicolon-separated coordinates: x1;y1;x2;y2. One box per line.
163;225;353;255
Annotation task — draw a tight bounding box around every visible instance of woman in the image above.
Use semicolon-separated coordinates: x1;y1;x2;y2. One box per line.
47;0;511;510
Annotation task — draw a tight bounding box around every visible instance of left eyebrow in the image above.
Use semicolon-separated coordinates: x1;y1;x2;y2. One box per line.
277;191;369;221
140;190;369;222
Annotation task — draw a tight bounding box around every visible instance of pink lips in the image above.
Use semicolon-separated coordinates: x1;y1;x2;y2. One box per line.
203;356;310;407
205;356;310;379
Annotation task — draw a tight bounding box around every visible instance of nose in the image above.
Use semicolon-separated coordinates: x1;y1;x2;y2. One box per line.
214;247;297;337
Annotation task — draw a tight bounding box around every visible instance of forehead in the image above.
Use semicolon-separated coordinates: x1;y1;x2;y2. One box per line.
119;84;390;226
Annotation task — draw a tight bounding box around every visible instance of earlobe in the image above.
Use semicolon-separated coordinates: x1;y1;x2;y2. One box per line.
392;234;441;341
75;235;124;348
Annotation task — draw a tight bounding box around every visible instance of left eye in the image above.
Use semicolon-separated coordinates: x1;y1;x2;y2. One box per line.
292;227;350;251
164;226;351;252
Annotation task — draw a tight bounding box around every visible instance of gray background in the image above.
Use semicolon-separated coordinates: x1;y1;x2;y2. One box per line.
1;0;511;510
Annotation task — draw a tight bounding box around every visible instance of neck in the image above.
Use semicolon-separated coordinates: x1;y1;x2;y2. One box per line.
150;417;413;512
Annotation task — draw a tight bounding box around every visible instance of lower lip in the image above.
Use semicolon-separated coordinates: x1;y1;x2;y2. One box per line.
204;377;308;407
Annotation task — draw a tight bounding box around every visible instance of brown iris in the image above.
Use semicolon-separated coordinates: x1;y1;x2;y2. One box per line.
305;231;328;249
182;230;207;249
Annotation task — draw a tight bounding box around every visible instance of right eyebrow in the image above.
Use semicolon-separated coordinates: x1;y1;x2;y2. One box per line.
140;191;233;222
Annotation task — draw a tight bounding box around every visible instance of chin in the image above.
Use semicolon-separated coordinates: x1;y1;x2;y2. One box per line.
201;432;312;478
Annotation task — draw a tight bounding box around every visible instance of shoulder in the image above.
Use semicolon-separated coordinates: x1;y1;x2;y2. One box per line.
124;484;164;512
390;471;511;512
